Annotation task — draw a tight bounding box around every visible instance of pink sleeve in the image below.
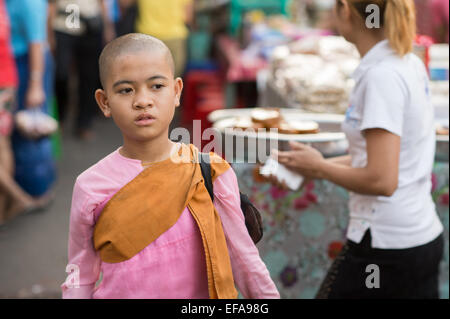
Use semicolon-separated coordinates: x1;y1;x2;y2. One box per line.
61;180;101;299
213;168;280;299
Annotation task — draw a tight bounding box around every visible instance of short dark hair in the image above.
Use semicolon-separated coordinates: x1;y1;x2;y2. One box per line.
98;33;175;88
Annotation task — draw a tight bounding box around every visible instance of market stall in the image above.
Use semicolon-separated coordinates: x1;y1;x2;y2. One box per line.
209;109;449;299
213;11;332;108
208;35;450;298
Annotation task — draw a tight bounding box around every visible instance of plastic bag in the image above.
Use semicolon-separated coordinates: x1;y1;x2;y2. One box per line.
12;133;56;197
15;109;58;139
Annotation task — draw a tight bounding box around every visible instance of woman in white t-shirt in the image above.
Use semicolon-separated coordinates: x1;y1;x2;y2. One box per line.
274;0;444;298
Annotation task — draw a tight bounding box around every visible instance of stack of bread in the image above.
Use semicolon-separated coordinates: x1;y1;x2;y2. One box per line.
232;107;320;135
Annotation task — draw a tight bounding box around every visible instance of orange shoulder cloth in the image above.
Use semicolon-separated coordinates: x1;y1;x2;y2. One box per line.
93;143;238;299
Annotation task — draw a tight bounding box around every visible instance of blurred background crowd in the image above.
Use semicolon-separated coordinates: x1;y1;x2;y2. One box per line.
0;0;448;298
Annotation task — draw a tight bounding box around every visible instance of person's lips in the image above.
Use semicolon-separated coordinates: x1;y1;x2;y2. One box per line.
135;113;156;126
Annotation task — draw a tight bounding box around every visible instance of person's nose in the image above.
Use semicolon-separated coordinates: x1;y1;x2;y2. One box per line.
132;89;154;110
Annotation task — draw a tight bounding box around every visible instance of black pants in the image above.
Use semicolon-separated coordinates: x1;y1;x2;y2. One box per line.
315;229;444;299
54;30;102;131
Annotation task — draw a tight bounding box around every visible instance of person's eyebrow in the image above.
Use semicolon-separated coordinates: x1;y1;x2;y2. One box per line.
147;75;168;81
112;75;168;88
113;80;135;88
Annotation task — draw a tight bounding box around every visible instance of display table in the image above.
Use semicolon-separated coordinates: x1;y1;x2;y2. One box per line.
209;107;449;299
232;161;448;299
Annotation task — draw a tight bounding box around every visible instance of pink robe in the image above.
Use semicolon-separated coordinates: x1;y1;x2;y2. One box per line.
61;147;280;299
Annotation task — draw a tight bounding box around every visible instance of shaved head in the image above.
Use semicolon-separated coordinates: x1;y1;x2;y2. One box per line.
99;33;175;89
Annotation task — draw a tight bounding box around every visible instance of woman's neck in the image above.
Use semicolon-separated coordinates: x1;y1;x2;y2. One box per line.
120;133;176;164
353;28;387;58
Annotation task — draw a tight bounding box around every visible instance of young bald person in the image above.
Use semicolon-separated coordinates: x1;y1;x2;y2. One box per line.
61;33;279;299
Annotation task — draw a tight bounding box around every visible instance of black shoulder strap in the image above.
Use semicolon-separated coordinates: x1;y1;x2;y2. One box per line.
199;152;214;202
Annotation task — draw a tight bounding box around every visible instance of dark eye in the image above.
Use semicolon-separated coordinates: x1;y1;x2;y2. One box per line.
119;88;133;94
152;84;164;90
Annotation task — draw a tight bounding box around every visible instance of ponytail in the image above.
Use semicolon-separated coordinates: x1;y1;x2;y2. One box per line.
384;0;416;56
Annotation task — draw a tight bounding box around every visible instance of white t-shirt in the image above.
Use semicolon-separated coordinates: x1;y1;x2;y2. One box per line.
341;40;443;249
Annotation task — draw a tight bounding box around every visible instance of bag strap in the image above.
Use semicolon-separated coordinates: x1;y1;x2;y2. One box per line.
199;153;263;244
199;152;214;202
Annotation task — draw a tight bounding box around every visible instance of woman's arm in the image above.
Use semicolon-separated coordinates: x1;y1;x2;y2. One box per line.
25;42;45;108
275;66;406;197
21;0;47;108
326;154;352;166
318;129;400;196
276;129;400;197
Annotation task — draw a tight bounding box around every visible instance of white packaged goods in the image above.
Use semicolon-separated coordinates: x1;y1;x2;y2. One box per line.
260;157;304;191
269;36;360;114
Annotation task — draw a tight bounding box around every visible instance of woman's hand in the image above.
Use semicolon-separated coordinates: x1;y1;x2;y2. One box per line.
25;83;45;109
272;141;325;180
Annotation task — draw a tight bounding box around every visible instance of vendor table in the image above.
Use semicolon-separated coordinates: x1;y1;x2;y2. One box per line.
232;161;448;299
209;106;449;299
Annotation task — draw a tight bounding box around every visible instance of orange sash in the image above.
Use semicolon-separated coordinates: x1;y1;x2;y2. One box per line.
93;143;238;299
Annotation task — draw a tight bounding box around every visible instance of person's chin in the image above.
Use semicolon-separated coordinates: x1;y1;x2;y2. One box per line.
131;128;162;142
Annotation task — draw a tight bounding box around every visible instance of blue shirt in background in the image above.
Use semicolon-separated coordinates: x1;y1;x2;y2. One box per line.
5;0;47;57
106;0;121;23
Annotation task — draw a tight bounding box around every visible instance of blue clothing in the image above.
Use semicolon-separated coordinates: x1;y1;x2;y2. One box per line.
106;0;120;23
5;0;47;56
11;49;56;196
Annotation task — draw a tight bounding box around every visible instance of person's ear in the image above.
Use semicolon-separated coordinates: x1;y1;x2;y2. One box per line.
339;0;352;21
95;89;112;117
174;77;183;108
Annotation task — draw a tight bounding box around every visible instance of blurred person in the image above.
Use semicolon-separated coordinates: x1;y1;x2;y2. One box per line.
1;0;53;224
431;0;449;43
273;0;444;298
6;0;57;198
415;0;449;43
115;0;138;36
106;0;121;30
105;0;137;37
414;0;434;39
134;0;194;77
61;33;279;299
48;0;115;140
